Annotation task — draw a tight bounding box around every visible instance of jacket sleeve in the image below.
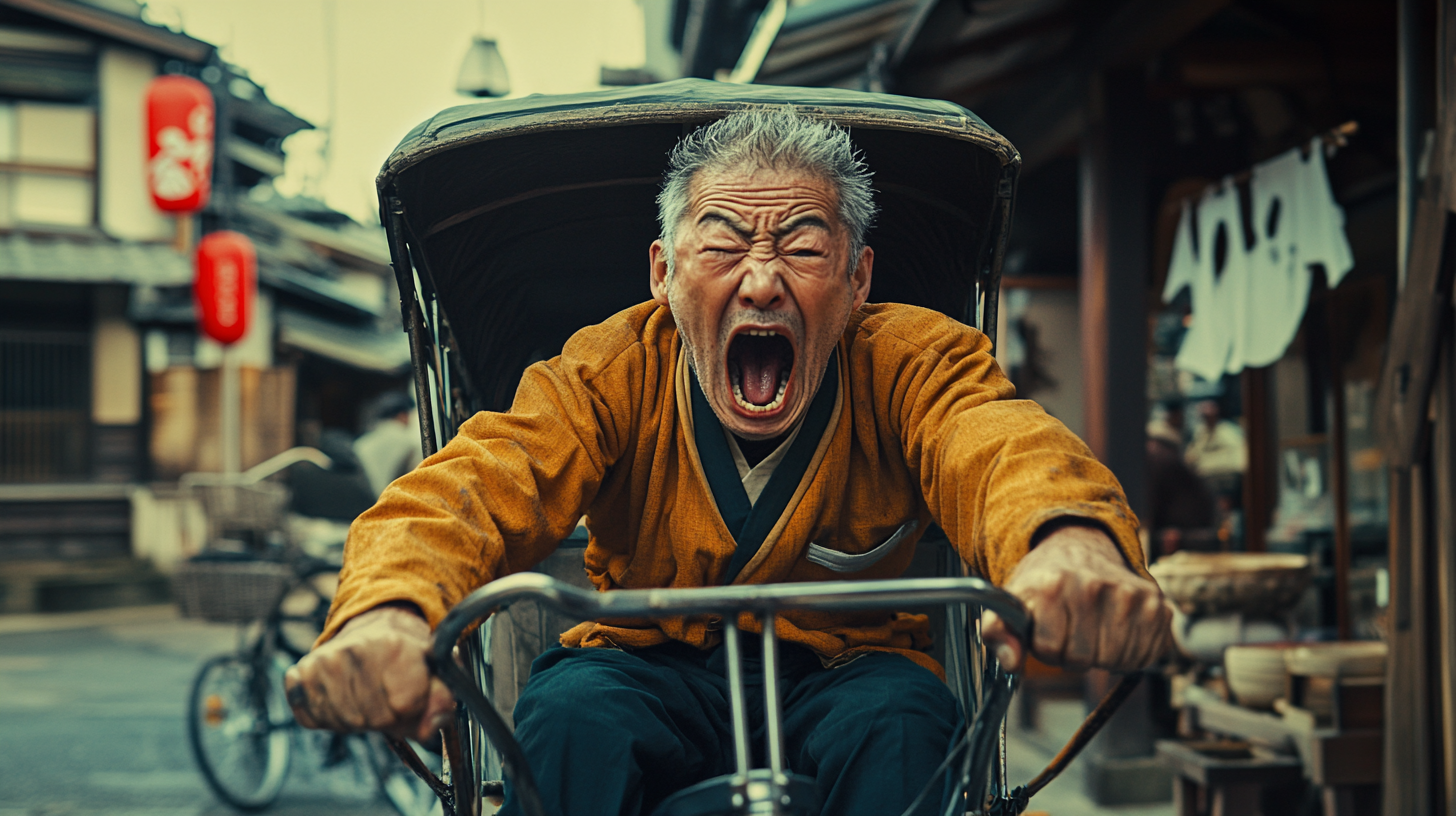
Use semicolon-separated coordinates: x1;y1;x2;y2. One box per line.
879;316;1147;585
316;332;645;644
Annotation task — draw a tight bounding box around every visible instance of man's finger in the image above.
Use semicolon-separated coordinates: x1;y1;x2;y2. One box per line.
342;646;397;732
980;609;1023;672
415;678;456;743
1060;597;1096;670
1030;595;1070;667
1135;597;1175;668
308;652;366;732
1098;585;1140;670
284;667;319;729
381;653;433;732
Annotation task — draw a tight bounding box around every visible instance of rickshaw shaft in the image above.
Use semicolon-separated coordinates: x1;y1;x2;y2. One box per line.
723;617;752;778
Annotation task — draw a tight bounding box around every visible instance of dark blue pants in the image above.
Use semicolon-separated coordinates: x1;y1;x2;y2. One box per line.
499;640;960;816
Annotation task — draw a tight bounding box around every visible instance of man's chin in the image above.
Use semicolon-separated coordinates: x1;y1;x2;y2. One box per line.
716;396;802;441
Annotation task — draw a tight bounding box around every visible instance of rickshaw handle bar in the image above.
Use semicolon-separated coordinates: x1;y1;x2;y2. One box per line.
424;574;1033;816
431;572;1032;667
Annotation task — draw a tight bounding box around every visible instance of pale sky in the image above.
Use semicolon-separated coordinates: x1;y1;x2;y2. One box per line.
142;0;647;224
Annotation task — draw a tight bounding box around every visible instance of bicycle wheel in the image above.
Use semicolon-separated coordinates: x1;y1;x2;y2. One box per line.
364;734;445;816
278;568;339;656
188;653;293;810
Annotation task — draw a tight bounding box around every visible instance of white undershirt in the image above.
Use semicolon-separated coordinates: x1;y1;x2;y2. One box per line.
722;423;803;506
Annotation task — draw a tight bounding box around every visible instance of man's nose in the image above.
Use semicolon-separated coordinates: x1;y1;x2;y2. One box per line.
737;258;785;309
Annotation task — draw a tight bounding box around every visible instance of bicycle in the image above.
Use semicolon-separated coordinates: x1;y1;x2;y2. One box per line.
181;548;442;815
174;451;441;815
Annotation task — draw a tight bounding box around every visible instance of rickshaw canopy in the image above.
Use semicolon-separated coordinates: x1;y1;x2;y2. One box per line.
377;78;1020;413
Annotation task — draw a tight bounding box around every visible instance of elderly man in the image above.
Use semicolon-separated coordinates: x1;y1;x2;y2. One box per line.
286;110;1170;816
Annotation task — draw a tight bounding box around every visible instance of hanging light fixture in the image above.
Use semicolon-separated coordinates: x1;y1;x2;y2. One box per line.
456;36;510;98
457;0;509;98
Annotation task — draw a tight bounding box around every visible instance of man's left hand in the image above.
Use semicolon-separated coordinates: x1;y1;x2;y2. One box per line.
980;525;1172;673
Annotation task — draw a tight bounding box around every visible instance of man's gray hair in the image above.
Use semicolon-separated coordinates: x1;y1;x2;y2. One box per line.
656;109;877;275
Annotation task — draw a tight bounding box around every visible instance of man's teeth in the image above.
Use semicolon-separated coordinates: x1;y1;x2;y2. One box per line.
731;374;789;413
745;329;778;337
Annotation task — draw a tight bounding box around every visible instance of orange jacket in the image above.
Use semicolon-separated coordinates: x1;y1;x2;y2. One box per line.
320;302;1145;674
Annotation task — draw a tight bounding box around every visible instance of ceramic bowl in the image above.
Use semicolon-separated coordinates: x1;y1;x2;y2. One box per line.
1150;552;1312;617
1224;642;1296;709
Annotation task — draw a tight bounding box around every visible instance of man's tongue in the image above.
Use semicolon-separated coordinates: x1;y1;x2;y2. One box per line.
740;351;783;406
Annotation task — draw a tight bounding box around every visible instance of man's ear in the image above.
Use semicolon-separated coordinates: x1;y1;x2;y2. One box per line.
850;246;873;311
649;240;671;308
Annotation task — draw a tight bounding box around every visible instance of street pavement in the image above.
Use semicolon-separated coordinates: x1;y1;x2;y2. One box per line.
0;605;1172;816
1005;701;1175;816
0;606;396;816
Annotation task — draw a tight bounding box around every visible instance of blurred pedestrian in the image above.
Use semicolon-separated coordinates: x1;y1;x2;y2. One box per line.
1184;398;1246;478
289;429;376;521
1146;399;1186;449
1184;398;1246;528
354;393;423;496
1146;401;1216;559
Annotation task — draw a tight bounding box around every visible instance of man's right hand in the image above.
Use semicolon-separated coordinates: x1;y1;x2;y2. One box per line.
284;604;455;743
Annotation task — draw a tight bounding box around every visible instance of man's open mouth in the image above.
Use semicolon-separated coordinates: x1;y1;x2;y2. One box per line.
726;329;795;413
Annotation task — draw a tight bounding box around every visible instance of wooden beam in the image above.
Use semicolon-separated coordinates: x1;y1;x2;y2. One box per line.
1374;195;1455;466
896;7;1077;76
1384;461;1436;816
1079;69;1148;518
1172;40;1328;88
1436;332;1456;815
1092;0;1235;67
902;0;1233;166
1377;0;1456;466
0;0;214;62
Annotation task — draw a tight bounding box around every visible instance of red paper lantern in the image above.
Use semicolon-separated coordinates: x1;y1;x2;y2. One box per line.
146;75;214;213
194;231;256;345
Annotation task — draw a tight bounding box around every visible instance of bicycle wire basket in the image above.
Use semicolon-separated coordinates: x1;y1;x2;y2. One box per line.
186;481;290;539
172;558;295;623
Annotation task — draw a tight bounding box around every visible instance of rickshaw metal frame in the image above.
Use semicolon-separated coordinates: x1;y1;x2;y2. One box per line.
371;79;1070;816
428;574;1031;816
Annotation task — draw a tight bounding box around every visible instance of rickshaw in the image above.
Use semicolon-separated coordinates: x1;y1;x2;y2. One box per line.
370;78;1139;816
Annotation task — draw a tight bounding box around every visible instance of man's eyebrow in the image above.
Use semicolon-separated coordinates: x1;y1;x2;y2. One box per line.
773;215;830;237
697;212;752;239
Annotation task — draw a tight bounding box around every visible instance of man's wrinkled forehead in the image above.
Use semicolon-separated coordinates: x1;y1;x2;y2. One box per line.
682;164;844;232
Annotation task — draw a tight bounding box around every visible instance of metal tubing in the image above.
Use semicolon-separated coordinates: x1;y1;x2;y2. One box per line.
938;547;972;719
384;736;456;813
381;203;441;457
433;574;1030;666
431;656;544;816
723;617;752;778
761;614;786;779
407;292;440;456
952;668;1017;816
945;599;973;719
426;574;1034;816
474;625;504;784
432;298;455;438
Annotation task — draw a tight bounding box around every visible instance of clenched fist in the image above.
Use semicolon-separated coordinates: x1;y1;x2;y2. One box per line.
981;524;1172;673
284;604;455;742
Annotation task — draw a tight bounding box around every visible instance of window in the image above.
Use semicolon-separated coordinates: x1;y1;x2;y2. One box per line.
0;328;91;482
0;100;96;228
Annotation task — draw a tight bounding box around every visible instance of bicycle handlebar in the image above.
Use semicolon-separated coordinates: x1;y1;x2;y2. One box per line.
429;573;1032;671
